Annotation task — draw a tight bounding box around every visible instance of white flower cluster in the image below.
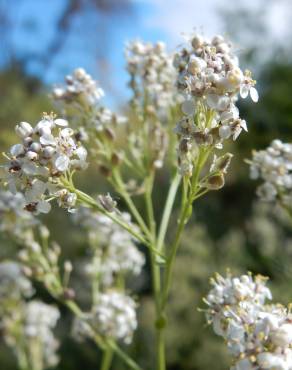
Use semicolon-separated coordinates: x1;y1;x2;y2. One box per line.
174;33;258;176
24;301;60;368
126;40;177;116
1;113;87;213
249;140;292;206
0;190;37;238
53;67;104;107
73;207;145;286
91;291;137;344
205;272;292;370
53;68;126;137
0;261;34;300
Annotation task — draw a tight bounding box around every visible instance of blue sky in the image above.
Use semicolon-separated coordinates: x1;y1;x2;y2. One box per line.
2;0;291;107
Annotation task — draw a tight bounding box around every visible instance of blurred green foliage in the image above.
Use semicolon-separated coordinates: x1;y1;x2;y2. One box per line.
1;57;292;370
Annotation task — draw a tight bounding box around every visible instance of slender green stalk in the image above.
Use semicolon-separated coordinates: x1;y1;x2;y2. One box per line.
112;170;151;239
156;172;181;252
161;148;210;311
100;347;114;370
144;173;166;370
160;198;192;310
107;341;142;370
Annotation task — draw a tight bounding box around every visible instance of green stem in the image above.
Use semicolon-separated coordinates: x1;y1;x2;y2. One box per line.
100;347;114;370
156;172;181;252
107;341;142;370
144;173;166;370
160;199;192;310
112;170;151;239
161;148;210;311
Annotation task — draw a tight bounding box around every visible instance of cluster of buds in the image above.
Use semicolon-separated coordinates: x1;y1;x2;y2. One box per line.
174;33;258;176
126;41;177;172
248;140;292;208
205;272;292;370
53;68;127;174
73;207;145;286
0;190;38;240
1;113;87;213
52;67;104;107
18;226;74;299
126;40;177;117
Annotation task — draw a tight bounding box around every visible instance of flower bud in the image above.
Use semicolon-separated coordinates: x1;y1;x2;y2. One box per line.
98;193;117;212
15;122;33;138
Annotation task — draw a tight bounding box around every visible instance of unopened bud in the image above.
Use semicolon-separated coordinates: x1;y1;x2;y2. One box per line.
39;225;50;239
63;288;76;300
98;193;117;212
64;261;73;273
104;128;115;141
99;165;112;177
111;152;122;166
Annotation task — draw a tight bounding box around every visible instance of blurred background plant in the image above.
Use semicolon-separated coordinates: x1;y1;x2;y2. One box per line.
1;0;292;369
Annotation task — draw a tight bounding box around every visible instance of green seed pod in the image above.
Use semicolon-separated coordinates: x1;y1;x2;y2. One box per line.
206;174;225;190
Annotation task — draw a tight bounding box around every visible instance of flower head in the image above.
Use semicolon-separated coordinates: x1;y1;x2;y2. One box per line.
248;140;292;208
90;291;137;344
174;33;258;176
1;113;87;213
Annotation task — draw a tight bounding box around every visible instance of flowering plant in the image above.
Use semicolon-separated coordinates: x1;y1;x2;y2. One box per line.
0;32;261;370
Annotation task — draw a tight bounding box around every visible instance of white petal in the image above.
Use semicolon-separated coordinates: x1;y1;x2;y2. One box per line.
75;146;87;161
54;118;68;127
54;155;70;172
219;125;231;139
37;200;51;214
181;100;195;116
10;144;24;157
60;128;74;138
40;134;56;146
240;85;249;99
250;87;259;103
32;180;46;196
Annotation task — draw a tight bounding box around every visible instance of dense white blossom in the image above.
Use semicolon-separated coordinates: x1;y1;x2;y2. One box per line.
1;113;87;213
24;301;60;367
73;207;145;286
91;291;137;344
53;67;104;106
174;33;258;176
249;139;292;207
205;273;292;370
126;40;177;116
53;68;126;136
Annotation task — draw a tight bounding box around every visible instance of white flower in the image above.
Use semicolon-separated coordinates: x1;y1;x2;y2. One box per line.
175;33;258;176
249;140;292;206
24;301;60;367
91;291;137;344
1;113;87;213
205;272;292;370
126;40;177;116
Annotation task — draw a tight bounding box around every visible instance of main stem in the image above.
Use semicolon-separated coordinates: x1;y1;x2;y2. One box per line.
144;173;165;370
